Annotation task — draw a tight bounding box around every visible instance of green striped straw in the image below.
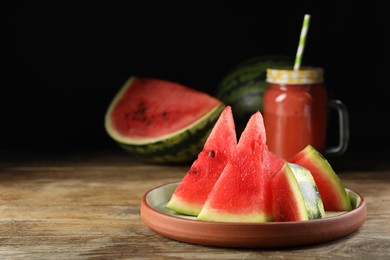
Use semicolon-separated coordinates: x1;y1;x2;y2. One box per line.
294;14;311;70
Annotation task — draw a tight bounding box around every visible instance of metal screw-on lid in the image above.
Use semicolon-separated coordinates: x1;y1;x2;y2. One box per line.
266;67;324;84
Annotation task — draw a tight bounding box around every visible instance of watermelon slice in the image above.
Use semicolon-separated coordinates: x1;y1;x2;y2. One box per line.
291;145;352;211
105;76;225;163
166;106;237;216
272;163;325;222
197;111;273;222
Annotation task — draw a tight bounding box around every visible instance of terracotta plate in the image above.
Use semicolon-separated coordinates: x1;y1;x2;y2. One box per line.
140;182;366;248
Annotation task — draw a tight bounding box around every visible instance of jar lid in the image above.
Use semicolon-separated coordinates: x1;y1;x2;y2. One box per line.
266;67;324;84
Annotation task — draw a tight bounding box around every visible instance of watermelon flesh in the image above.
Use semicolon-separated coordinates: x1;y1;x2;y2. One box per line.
291;145;352;211
197;111;273;222
106;76;222;143
272;163;325;221
269;152;285;177
166;106;237;216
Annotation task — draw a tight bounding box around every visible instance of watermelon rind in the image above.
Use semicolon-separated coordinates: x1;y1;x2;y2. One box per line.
105;76;225;163
291;145;352;211
288;163;325;220
197;208;271;223
166;197;204;217
346;188;361;209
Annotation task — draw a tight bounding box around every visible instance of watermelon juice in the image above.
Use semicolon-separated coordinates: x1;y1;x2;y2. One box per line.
263;67;327;161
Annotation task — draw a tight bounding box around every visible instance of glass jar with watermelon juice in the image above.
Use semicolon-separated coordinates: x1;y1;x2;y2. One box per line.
263;67;349;161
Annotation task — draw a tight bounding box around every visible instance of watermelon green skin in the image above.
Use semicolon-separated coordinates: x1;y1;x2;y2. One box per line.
105;76;225;163
166;106;237;216
272;163;325;222
291;145;352;211
197;111;273;222
215;55;292;135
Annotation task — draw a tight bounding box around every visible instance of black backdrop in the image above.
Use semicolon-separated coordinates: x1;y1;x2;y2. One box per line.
4;2;389;157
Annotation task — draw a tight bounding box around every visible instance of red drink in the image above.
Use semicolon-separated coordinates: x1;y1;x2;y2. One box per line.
264;67;328;160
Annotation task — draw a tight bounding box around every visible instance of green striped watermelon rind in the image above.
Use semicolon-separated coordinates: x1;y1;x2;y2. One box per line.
287;163;325;220
113;104;226;163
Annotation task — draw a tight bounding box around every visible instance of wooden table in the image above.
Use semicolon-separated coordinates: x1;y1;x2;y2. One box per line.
1;151;389;259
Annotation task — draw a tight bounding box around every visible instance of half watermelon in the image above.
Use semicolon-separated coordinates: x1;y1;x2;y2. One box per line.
105;76;225;163
166;106;237;216
197;111;273;222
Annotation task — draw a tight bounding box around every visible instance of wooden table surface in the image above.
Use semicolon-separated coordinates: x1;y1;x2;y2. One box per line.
1;151;389;259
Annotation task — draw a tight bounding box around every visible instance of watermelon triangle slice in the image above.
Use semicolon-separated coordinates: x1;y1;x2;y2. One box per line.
291;145;352;211
166;106;237;216
197;111;273;222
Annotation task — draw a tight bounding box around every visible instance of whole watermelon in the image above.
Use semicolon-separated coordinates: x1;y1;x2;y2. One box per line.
215;55;292;135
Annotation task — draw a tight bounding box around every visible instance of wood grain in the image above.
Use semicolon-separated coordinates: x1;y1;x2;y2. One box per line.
0;152;389;259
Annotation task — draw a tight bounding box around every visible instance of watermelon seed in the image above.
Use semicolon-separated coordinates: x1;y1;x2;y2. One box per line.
189;168;198;174
161;111;167;119
128;101;149;123
208;150;215;158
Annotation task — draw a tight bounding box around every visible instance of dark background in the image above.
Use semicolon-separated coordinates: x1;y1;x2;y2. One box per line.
4;2;389;158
